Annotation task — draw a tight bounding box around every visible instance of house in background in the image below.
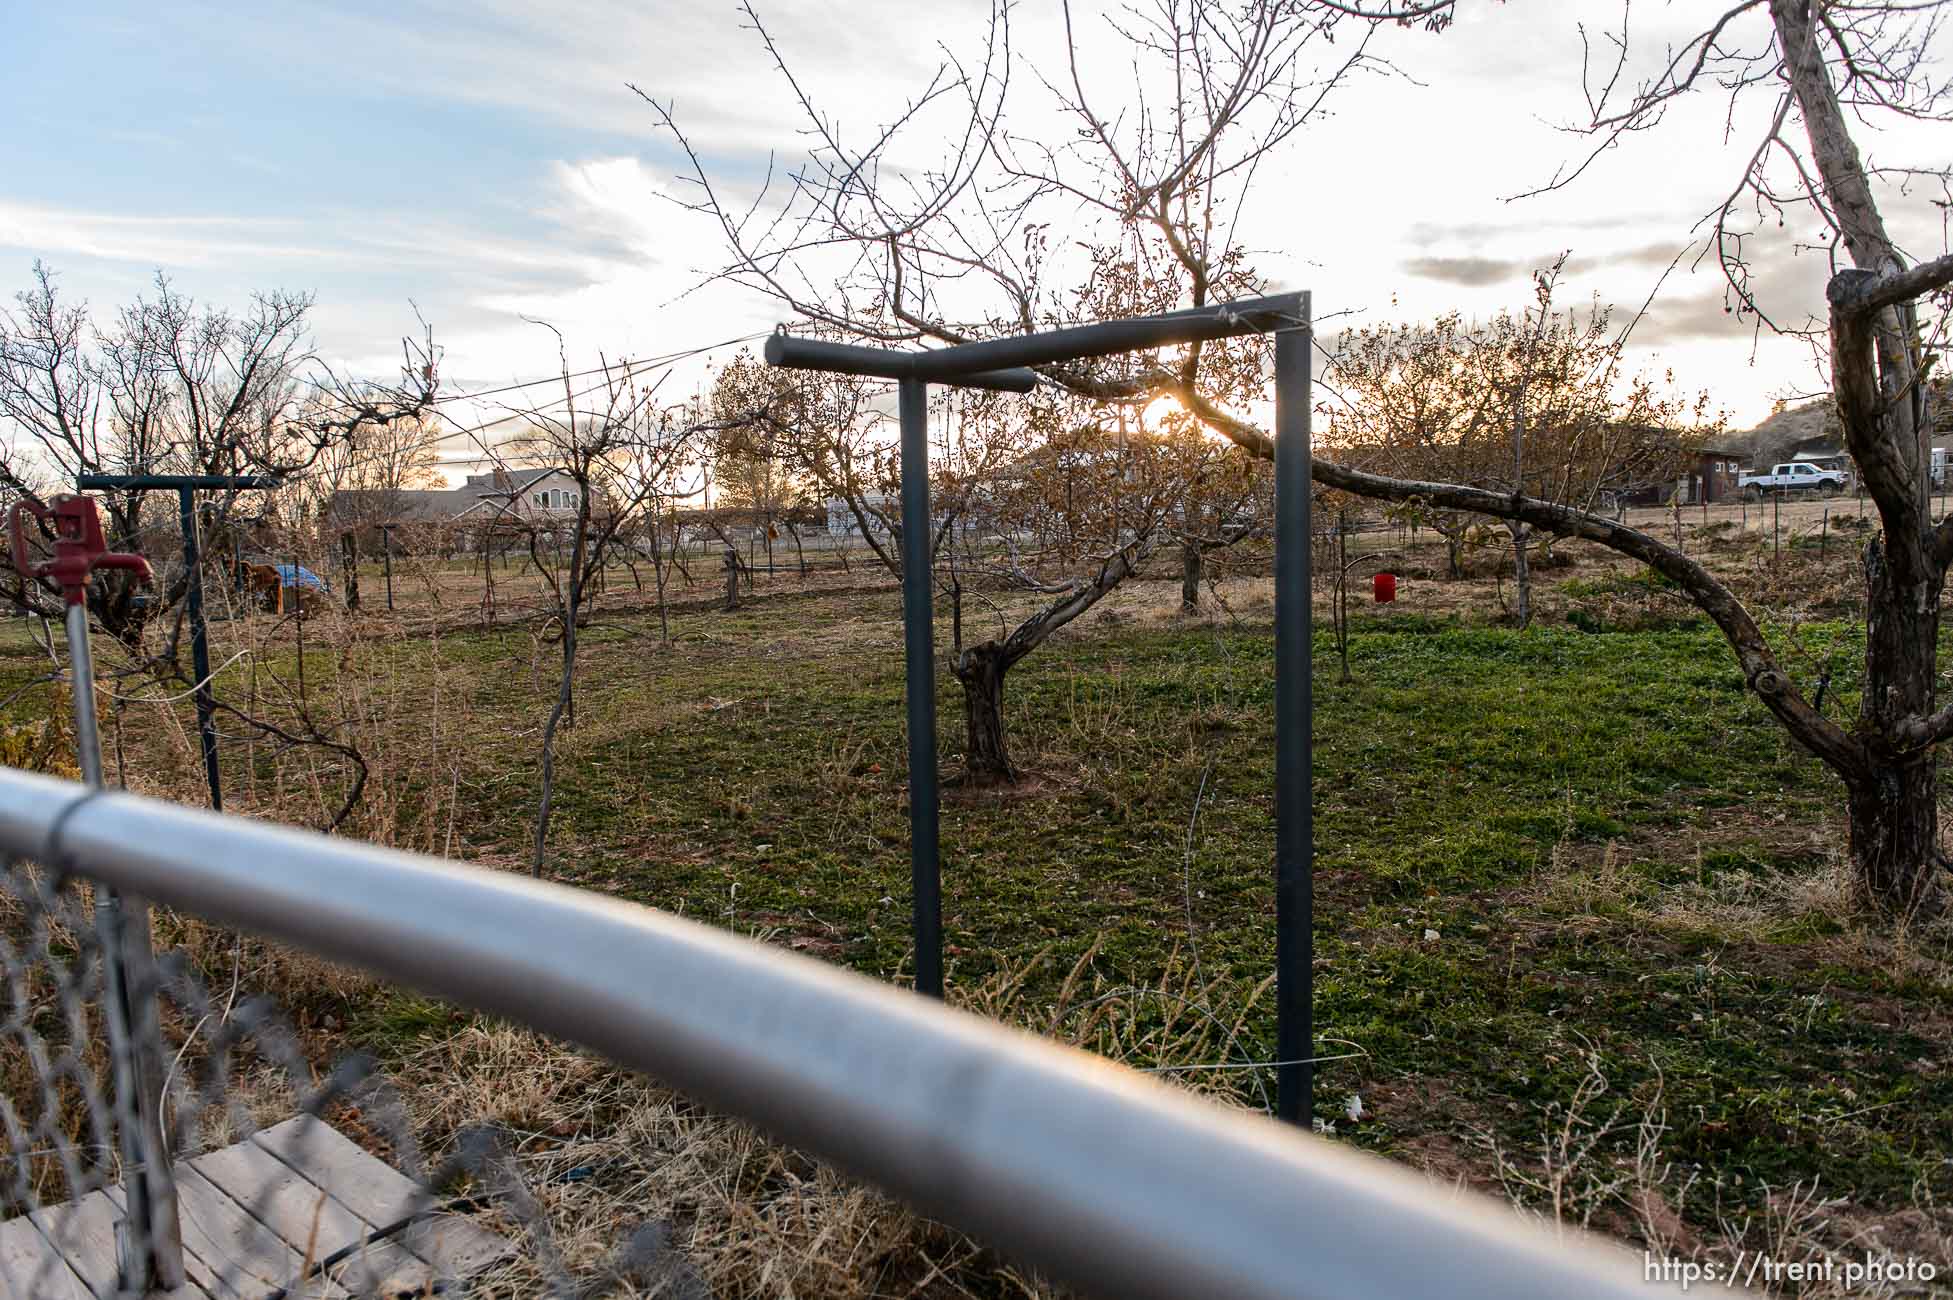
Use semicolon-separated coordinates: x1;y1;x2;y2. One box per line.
324;467;597;550
825;493;894;538
1672;448;1746;505
1931;434;1953;488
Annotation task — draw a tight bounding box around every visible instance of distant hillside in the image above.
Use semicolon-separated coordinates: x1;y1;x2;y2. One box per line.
1738;398;1840;465
1735;380;1951;466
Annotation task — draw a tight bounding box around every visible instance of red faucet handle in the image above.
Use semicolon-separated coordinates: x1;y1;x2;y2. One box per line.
49;495;108;554
94;551;154;584
10;495;151;605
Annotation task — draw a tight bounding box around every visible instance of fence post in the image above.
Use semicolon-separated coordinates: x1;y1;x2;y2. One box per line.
70;601;187;1293
179;486;223;811
1273;314;1313;1126
899;378;943;999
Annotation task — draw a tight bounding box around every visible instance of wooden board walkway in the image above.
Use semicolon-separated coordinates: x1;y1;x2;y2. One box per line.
0;1116;511;1298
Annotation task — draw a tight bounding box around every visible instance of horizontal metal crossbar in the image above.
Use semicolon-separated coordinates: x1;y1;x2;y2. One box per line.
0;767;1669;1300
760;334;1040;390
76;475;280;491
764;292;1306;384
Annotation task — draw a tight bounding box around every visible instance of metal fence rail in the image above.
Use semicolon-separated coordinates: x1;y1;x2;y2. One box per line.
0;766;1675;1299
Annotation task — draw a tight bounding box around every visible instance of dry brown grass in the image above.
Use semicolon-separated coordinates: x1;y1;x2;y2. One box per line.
179;942;1272;1298
1477;1048;1953;1299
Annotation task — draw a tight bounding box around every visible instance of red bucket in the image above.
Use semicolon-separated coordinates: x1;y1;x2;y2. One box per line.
1373;571;1397;604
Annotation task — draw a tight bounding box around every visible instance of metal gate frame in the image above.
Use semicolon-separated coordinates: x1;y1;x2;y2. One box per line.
765;293;1315;1123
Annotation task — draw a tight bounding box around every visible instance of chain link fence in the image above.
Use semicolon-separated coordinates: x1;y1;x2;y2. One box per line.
0;853;697;1298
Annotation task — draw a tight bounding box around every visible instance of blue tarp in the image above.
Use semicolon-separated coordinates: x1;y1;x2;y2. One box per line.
271;564;330;594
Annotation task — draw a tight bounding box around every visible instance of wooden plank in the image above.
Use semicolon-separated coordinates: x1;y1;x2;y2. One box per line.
0;1210;93;1299
189;1141;373;1275
102;1180;220;1298
246;1118;512;1292
320;1236;427;1297
167;1165;332;1300
28;1190;124;1298
247;1119;428;1234
325;1215;514;1297
393;1212;515;1278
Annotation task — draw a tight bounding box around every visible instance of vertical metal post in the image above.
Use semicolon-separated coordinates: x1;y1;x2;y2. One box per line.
898;378;943;998
179;488;222;811
67;604;186;1292
1273;311;1313;1125
383;524;395;610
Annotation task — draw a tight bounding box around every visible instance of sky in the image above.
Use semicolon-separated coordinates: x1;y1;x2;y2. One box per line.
4;1;1948;480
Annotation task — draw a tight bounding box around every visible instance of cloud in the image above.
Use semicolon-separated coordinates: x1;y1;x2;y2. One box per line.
178;0;1009;163
1628;244;1831;347
1401;254;1526;287
0;204;325;269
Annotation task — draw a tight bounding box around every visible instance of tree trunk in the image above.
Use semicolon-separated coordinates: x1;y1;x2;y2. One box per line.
953;642;1017;785
1851;534;1946;913
788;521;807;577
340;533;360;612
1444;530;1464;579
1181;541;1203;612
1846;761;1942;915
532;511;589;878
1508;522;1532;629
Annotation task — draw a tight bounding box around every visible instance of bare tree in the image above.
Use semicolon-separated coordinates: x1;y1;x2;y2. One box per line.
0;263;437;640
1326;269;1718;626
487;341;737;877
653;0;1953;912
716;322;1253;785
1314;0;1953;911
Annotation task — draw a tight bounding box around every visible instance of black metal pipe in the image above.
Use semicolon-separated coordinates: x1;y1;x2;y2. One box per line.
78;474;280;491
178;488;223;812
382;524;395;610
768;296;1318;1069
78;472;277;812
766;293;1305;386
899;378;943;998
1273;309;1313;1125
763;335;1038;392
918;292;1305;375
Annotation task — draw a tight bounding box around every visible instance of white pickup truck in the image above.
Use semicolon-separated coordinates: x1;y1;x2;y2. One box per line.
1738;461;1848;498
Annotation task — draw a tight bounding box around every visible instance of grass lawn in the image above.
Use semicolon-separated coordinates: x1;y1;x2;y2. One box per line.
6;564;1949;1290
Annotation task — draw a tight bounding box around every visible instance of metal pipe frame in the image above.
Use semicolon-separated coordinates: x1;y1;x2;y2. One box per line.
898;379;943;998
768;292;1318;1121
1273;313;1312;1125
0;766;1671;1300
761;334;1038;391
76;474;280;812
765;292;1304;384
76;475;283;493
